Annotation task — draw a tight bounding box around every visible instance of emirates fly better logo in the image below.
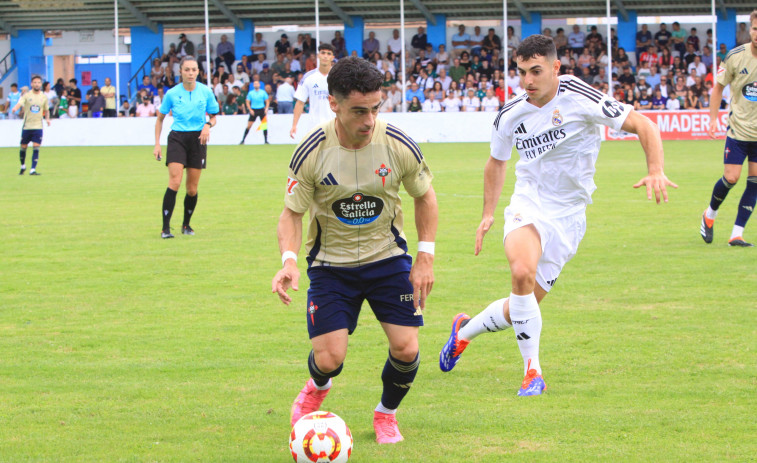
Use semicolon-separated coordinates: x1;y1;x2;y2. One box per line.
375;163;391;187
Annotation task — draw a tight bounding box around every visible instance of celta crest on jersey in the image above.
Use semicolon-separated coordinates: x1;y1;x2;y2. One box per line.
375;163;391;187
308;301;318;324
332;193;384;225
515;128;567;159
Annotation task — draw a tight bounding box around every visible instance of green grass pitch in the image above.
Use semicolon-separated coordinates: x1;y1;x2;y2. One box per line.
1;140;755;462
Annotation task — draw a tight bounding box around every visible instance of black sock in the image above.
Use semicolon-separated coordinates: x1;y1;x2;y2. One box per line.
162;187;177;231
710;176;735;211
308;350;343;387
31;149;39;170
183;193;198;226
380;351;420;410
735;177;757;227
242;128;250;140
20;148;27;166
263;129;268;142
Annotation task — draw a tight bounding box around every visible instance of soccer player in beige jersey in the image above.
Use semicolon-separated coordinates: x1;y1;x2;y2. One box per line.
272;57;438;444
701;10;757;246
12;75;50;176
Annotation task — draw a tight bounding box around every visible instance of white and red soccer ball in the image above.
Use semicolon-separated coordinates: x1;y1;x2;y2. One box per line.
289;411;353;462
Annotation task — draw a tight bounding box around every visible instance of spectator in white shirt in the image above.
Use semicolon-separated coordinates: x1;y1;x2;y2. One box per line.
437;67;452;91
234;64;250;86
470;26;485;56
481;88;500;112
252;54;268;74
422;91;442;112
462;88;480;112
505;68;522;95
387;29;403;55
276;76;296;114
386;83;402;112
687;55;706;78
436;44;450;72
665;90;681;110
442;90;461;112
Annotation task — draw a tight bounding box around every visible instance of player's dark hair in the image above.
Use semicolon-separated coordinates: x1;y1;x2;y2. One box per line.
327;56;383;100
318;43;335;53
179;55;197;69
516;35;557;61
31;75;42;82
11;82;17;88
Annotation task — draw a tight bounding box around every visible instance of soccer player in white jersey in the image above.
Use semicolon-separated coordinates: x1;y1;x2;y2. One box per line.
290;43;336;139
439;35;677;396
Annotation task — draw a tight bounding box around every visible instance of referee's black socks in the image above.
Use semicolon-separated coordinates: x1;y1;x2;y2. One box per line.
242;128;250;142
162;187;177;231
183;193;198;226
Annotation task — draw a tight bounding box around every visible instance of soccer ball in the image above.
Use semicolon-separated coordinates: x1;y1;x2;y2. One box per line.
289;411;353;462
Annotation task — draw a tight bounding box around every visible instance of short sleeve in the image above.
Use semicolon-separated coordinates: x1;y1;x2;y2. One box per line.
294;79;308;102
490;122;513;161
158;92;171;115
587;93;632;131
716;56;734;87
206;87;220;114
386;125;433;198
284;129;324;213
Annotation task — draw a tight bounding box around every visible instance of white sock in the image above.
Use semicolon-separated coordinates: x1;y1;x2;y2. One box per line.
313;378;332;391
705;206;717;220
20;164;25;169
458;298;512;341
508;292;542;375
731;225;745;240
375;403;396;414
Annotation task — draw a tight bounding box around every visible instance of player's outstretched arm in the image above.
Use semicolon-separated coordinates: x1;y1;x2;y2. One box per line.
410;185;438;311
272;207;305;305
153;111;166;160
290;100;306;138
475;156;508;255
621;110;679;203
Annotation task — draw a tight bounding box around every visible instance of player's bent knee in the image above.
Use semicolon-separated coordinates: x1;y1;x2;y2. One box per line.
390;346;419;363
724;174;740;185
313;351;346;373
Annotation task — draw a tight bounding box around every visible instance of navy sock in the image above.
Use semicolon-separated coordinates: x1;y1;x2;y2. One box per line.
308;350;343;387
183;193;198;226
263;129;268;142
20;148;27;166
31;149;39;170
380;351;420;410
710;176;735;211
162;187;177;231
735;176;757;227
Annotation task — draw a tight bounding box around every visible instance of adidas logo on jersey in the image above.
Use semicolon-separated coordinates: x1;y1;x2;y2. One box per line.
514;123;527;135
313;83;319;88
320;173;338;185
740;68;749;75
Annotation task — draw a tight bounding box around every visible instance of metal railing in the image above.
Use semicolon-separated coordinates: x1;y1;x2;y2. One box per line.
127;47;160;101
0;49;17;85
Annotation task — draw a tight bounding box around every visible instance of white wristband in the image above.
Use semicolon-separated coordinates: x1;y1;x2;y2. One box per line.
281;251;298;266
417;241;435;255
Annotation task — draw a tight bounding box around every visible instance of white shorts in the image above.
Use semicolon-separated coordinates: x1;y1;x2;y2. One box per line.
503;202;586;293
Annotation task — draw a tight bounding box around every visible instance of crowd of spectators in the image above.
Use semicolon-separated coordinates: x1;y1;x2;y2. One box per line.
6;20;752;120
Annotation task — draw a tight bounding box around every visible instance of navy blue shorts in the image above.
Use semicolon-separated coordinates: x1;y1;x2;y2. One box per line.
20;129;43;145
724;137;757;165
305;254;422;339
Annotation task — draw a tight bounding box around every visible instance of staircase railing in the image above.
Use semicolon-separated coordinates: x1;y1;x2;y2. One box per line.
127;47;160;101
0;49;17;85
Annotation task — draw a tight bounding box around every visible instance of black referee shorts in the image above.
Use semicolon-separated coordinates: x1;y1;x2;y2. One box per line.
166;130;207;169
248;108;266;122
